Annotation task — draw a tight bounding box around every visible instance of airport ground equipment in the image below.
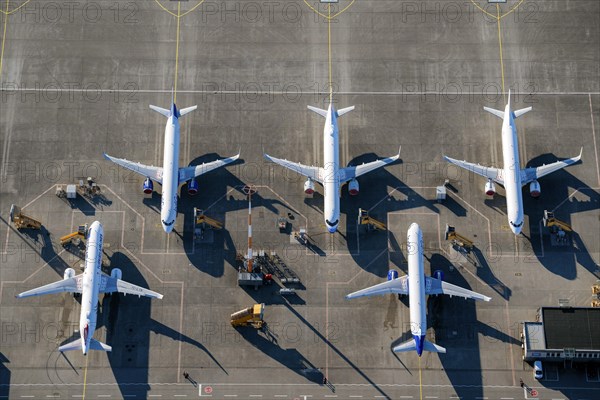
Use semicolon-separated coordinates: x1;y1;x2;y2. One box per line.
76;177;101;198
193;208;223;240
60;224;88;246
230;304;265;328
293;228;308;245
445;224;474;251
358;208;387;232
277;216;288;231
9;204;42;230
543;210;572;246
436;185;447;203
592;282;600;307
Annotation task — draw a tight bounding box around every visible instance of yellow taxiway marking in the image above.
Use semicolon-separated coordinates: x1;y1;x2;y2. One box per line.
496;4;506;102
328;5;332;102
418;356;423;400
0;0;29;15
469;0;525;20
153;0;206;18
303;0;356;20
82;355;89;400
0;0;9;82
174;2;181;103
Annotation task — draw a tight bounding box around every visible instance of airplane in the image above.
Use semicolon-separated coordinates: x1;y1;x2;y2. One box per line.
264;102;400;233
346;223;491;356
444;91;582;235
16;221;163;355
104;92;240;233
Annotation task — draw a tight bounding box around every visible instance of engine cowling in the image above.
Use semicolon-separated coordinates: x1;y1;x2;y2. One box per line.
433;270;444;281
143;178;153;194
485;180;496;196
348;179;359;196
188;178;199;195
304;178;315;195
529;180;541;198
63;268;76;280
387;270;399;281
111;268;122;280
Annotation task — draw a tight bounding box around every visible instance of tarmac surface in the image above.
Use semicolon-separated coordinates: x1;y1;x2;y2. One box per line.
1;1;599;399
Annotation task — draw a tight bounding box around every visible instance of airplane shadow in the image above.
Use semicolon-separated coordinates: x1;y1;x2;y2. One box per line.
282;302;392;399
237;326;323;383
0;352;9;399
523;154;598;280
96;251;224;398
0;218;72;278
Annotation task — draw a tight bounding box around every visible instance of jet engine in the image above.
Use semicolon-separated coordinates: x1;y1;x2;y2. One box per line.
348;179;359;196
111;268;122;280
304;178;315;195
433;270;444;281
143;178;153;194
63;268;76;280
188;178;199;195
485;180;496;196
529;180;541;198
387;270;399;281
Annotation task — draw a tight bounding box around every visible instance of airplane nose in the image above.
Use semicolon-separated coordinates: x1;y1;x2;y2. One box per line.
162;224;173;233
328;226;337;233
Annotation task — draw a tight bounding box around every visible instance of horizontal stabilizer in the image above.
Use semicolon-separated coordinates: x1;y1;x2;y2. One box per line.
179;105;197;117
149;105;171;117
307;105;327;117
392;338;417;353
58;338;82;352
89;338;112;352
392;338;446;354
423;340;446;353
514;107;532;118
483;106;504;119
336;106;355;117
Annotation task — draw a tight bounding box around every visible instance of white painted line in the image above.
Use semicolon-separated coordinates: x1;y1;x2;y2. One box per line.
46;396;60;398
223;396;238;398
274;396;288;398
174;396;187;398
349;397;363;398
249;396;263;398
148;396;162;398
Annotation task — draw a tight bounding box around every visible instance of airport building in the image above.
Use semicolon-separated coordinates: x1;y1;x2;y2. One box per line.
523;307;600;364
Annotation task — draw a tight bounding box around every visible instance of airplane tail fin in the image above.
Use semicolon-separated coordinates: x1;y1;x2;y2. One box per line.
58;338;112;352
392;338;446;354
149;87;197;118
307;105;355;118
484;90;532;120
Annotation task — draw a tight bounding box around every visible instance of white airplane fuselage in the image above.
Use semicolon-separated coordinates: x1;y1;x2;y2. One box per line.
407;222;427;356
323;105;340;233
79;221;104;355
160;116;180;233
500;106;524;235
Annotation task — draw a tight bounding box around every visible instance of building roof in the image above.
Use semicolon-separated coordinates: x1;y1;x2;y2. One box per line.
524;322;546;350
541;307;600;350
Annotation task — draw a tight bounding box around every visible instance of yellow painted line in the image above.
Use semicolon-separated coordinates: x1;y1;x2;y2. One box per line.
174;2;181;103
153;0;206;18
303;0;356;20
0;0;9;83
0;0;29;15
82;355;89;400
328;5;332;102
496;4;506;102
418;356;423;400
499;0;525;20
469;0;526;20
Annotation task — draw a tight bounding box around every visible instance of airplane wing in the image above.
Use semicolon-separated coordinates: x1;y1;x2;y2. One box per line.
103;153;163;184
178;152;240;183
425;276;491;301
100;275;163;299
339;147;401;183
346;276;409;299
443;155;504;185
520;148;583;185
264;153;323;184
16;276;82;298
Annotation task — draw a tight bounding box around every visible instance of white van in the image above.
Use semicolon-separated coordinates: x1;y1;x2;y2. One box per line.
533;360;543;379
